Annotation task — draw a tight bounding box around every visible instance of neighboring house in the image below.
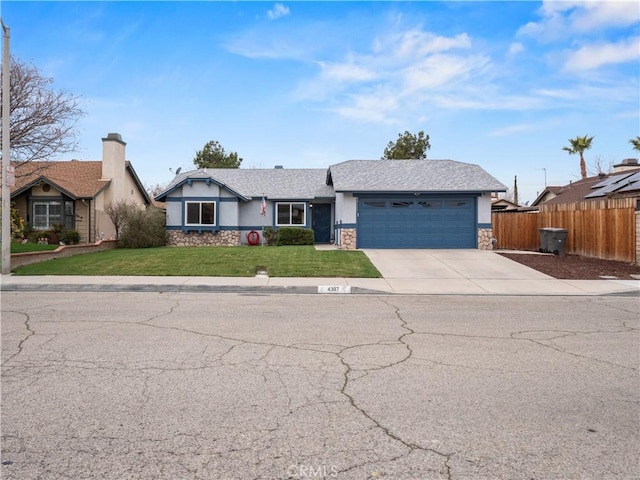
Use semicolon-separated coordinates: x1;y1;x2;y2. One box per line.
155;159;507;249
11;133;151;242
491;194;521;211
532;158;640;207
530;186;564;207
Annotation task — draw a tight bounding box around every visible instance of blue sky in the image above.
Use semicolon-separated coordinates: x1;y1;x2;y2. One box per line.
2;1;639;204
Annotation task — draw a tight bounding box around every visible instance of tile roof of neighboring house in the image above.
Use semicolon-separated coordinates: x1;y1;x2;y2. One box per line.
543;168;640;205
10;160;152;205
11;161;110;198
157;168;336;201
327;159;507;192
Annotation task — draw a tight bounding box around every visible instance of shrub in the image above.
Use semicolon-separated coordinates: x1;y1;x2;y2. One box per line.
118;207;168;248
28;231;51;244
263;226;277;246
9;203;28;239
276;227;314;246
60;229;81;245
51;224;65;235
104;201;136;240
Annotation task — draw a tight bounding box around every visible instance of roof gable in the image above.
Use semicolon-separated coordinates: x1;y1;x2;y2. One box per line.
11;161;109;198
11;160;151;205
157;168;335;201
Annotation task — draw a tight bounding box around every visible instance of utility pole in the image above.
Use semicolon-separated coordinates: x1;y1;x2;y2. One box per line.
1;20;10;274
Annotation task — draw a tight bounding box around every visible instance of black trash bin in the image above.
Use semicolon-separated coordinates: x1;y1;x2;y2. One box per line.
538;228;551;253
540;227;568;256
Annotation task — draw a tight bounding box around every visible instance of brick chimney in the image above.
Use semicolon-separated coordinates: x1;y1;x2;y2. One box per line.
101;133;126;203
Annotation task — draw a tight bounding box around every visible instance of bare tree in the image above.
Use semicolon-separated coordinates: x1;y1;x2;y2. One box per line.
145;182;167;199
104;201;135;240
587;155;613;176
0;56;85;167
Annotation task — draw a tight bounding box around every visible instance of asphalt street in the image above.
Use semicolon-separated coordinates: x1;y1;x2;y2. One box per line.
1;292;638;480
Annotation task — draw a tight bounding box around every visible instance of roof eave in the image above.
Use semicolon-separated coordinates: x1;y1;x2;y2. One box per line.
126;162;152;205
11;176;81;200
334;188;507;194
155;175;251;202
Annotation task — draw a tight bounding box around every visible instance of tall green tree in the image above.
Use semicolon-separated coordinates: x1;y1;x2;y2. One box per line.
562;135;594;179
382;130;431;160
193;140;242;169
630;136;640;152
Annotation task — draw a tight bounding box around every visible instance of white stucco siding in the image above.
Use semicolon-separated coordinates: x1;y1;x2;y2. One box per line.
123;172;148;208
477;194;492;224
335;193;357;225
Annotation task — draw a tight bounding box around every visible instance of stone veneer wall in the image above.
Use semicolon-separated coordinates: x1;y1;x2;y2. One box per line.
339;228;357;250
168;230;241;247
477;228;494;250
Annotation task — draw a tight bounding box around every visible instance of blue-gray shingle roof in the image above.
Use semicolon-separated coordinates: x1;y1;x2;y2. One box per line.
327;159;507;192
157;168;335;201
156;160;507;201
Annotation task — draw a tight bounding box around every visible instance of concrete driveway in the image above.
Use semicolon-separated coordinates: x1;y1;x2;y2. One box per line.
361;249;575;295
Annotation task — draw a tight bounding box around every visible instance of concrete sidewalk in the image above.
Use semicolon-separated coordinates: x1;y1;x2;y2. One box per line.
1;248;638;296
1;273;638;296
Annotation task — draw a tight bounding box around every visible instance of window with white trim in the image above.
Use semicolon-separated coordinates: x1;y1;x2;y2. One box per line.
33;201;62;230
185;201;216;226
276;202;305;226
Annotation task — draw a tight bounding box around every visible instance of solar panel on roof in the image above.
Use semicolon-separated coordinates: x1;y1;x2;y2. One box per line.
590;171;635;189
585;171;640;198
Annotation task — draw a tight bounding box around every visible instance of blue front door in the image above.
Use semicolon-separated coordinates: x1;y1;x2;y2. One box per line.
312;204;332;243
357;196;477;248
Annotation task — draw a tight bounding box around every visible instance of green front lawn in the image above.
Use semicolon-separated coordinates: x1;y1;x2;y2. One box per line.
10;242;60;254
12;246;382;278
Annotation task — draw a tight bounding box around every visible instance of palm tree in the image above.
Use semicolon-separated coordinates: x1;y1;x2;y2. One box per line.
630;136;640;153
563;135;594;179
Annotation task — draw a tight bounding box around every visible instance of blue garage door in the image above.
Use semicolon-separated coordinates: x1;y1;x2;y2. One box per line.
357;196;477;248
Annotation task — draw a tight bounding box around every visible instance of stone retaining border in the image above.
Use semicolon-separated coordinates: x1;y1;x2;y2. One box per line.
9;240;118;269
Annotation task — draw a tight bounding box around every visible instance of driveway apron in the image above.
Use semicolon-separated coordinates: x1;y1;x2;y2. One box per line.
360;249;562;295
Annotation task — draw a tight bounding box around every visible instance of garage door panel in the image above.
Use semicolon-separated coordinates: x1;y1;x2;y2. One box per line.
358;196;476;248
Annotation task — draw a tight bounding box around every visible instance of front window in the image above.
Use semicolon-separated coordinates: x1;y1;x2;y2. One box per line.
185;201;216;226
33;201;62;230
276;202;305;226
64;201;75;230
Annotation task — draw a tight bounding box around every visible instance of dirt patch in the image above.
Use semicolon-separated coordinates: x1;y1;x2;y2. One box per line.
498;252;640;280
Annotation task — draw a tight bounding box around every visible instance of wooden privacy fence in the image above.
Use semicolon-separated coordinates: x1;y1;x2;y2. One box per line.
492;198;638;263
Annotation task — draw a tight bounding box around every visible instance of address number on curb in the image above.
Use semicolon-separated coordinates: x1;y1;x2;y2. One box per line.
318;286;352;294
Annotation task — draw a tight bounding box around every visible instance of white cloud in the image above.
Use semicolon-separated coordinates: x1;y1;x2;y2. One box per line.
564;36;640;71
403;54;489;92
332;91;399;124
318;61;378;83
519;0;639;39
298;28;487;122
507;42;524;56
489;124;536;137
267;3;290;20
375;30;471;58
